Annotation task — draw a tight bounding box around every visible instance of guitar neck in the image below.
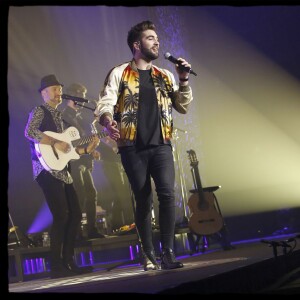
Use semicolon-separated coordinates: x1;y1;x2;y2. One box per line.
187;149;206;199
72;131;107;147
193;166;205;197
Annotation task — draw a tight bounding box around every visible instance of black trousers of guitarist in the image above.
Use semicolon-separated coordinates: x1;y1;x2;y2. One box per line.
36;170;82;269
69;157;99;238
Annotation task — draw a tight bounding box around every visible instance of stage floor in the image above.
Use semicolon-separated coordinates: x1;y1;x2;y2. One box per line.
8;233;300;294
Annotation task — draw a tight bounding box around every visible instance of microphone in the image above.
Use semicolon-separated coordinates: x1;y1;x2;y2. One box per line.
164;52;197;76
61;94;89;103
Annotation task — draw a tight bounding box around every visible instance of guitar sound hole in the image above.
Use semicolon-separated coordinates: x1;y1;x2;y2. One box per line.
199;202;209;210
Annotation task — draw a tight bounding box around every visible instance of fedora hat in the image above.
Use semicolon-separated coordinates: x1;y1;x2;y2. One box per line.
38;74;64;93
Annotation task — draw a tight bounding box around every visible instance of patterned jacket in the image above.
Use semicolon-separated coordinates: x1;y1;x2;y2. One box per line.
94;60;193;147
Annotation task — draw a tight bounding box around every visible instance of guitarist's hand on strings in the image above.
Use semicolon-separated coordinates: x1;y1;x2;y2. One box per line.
41;133;71;154
48;139;71;160
44;133;71;153
54;140;71;153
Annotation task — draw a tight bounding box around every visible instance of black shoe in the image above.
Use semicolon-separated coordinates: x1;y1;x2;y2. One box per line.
50;264;77;279
64;261;94;274
161;248;184;270
142;250;160;271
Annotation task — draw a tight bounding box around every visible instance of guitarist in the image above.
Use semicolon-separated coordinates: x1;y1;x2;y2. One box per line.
62;83;105;240
24;74;100;278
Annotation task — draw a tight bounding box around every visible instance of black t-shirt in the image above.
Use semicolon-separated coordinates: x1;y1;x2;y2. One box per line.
136;69;163;150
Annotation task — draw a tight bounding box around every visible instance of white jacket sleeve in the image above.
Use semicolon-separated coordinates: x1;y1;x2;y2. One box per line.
94;67;121;119
163;68;193;113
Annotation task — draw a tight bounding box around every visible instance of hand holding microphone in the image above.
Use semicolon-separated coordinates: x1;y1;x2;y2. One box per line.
164;52;197;76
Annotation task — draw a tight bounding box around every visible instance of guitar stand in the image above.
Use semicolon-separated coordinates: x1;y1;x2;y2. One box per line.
8;212;21;247
8;212;36;249
187;187;234;254
188;227;234;254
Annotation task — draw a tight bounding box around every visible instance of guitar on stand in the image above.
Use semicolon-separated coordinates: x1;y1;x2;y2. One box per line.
186;149;234;253
187;149;223;235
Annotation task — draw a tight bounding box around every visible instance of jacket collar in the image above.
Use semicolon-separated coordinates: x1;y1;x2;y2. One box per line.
129;59;155;74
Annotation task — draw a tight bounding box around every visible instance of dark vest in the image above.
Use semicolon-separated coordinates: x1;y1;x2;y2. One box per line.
29;105;59;162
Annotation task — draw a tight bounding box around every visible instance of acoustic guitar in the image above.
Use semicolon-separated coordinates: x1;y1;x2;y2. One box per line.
187;149;224;235
35;126;108;171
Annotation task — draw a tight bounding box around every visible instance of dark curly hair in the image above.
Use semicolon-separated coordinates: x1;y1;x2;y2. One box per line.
127;20;156;54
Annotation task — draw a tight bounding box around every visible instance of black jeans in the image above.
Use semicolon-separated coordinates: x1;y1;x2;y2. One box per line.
36;170;82;266
70;164;98;235
120;144;176;253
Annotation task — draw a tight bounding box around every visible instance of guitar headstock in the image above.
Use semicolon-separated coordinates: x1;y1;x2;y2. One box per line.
187;149;199;167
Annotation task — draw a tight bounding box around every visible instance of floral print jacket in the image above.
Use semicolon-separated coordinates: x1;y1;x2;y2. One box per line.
94;60;193;147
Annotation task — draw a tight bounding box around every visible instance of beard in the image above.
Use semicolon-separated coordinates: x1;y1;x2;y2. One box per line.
140;44;159;61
